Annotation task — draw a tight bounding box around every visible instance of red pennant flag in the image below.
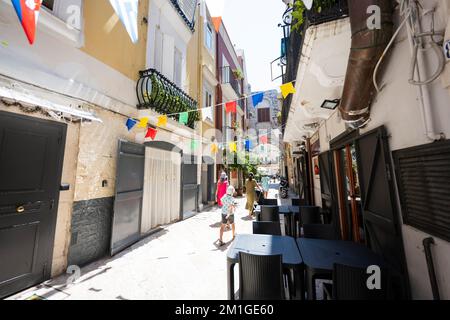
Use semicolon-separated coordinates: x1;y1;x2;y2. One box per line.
145;127;158;140
225;101;237;114
11;0;43;45
260;135;268;144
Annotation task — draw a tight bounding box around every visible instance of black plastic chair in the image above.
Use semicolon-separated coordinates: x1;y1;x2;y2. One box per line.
323;263;389;300
253;221;282;236
259;205;280;222
238;252;285;300
303;224;336;240
300;206;321;225
291;198;306;206
259;198;278;206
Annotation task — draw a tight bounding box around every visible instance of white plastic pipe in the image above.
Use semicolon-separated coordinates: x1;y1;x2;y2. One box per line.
405;1;443;141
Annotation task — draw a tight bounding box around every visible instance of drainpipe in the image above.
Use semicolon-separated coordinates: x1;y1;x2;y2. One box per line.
423;237;440;300
339;0;394;128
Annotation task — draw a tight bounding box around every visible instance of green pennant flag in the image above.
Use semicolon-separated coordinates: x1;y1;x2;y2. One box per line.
179;112;189;125
191;139;199;151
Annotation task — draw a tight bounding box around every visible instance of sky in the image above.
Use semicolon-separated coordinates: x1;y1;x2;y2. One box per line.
205;0;287;92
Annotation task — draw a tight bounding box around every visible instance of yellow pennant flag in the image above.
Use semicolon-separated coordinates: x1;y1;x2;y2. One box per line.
229;142;237;153
138;117;149;128
157;115;167;127
211;143;218;154
280;82;296;99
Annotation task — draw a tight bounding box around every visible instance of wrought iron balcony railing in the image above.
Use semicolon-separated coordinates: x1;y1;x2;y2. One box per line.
220;66;242;98
169;0;198;32
280;0;349;134
137;68;199;129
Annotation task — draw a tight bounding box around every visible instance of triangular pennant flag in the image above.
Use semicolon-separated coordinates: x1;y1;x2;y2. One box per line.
138;117;148;128
280;82;296;99
211;143;218;154
229;142;237;153
245;139;251;151
201;107;213;121
11;0;43;45
179;112;189;125
126;118;137;131
109;0;139;43
260;135;268;144
145;127;158;140
252;92;264;107
225;101;237;114
190;139;199;151
157;115;167;127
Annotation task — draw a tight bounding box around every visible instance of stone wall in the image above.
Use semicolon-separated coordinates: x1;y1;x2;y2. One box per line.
67;197;114;267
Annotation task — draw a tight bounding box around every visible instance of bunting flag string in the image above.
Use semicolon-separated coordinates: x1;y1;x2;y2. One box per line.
211;143;219;154
157;115;168;127
190;139;199;151
179;112;189;125
229;142;237;153
145;127;158;140
225;101;237;114
123;82;295;145
11;0;43;45
245;139;251;151
260;135;268;144
137;117;148;128
126;118;137;131
252;92;264;107
280;82;296;99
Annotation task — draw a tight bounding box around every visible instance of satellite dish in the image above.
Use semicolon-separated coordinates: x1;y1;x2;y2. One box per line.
302;0;313;10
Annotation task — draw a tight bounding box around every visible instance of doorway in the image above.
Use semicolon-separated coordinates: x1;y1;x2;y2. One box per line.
334;143;364;242
0;111;66;298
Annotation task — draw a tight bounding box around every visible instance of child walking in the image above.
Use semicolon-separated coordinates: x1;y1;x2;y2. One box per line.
218;186;236;246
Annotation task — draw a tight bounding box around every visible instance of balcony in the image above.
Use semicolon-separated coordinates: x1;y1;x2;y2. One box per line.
280;0;349;134
169;0;198;32
220;66;242;101
137;68;199;129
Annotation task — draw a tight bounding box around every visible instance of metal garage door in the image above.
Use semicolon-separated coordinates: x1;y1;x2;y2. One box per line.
110;140;145;256
141;146;181;234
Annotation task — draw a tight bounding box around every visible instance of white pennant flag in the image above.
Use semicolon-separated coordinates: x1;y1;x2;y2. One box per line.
201;106;213;122
109;0;139;43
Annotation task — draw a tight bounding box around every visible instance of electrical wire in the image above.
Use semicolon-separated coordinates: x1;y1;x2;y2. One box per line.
373;0;412;93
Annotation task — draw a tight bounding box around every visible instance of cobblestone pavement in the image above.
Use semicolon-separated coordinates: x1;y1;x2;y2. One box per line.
9;185;282;300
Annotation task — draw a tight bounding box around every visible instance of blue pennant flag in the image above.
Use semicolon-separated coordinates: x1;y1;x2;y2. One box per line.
126;118;137;131
252;92;264;108
245;139;251;151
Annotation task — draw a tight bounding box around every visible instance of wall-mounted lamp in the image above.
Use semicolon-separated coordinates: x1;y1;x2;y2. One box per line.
320;99;341;110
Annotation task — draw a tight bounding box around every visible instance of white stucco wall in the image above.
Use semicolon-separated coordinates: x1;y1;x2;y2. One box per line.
309;0;450;299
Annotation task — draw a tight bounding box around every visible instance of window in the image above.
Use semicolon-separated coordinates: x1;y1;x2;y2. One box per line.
203;85;214;122
154;28;163;72
174;47;183;87
42;0;55;10
34;0;83;45
393;141;450;242
205;23;214;52
257;108;270;123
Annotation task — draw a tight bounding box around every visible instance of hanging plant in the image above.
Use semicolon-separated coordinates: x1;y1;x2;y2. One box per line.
232;69;244;80
291;0;339;33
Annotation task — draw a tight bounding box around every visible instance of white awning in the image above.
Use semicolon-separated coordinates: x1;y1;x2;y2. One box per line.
0;85;102;122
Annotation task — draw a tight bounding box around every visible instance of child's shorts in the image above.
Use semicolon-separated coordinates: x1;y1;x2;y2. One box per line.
221;214;234;224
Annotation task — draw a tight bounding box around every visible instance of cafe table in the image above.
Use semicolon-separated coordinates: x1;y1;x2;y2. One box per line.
296;238;386;300
227;234;304;300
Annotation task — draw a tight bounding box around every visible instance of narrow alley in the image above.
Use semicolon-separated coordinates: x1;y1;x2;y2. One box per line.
9;187;283;300
1;0;450;306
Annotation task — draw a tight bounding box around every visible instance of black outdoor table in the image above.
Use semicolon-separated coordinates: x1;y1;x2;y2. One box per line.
296;238;386;300
227;234;304;300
